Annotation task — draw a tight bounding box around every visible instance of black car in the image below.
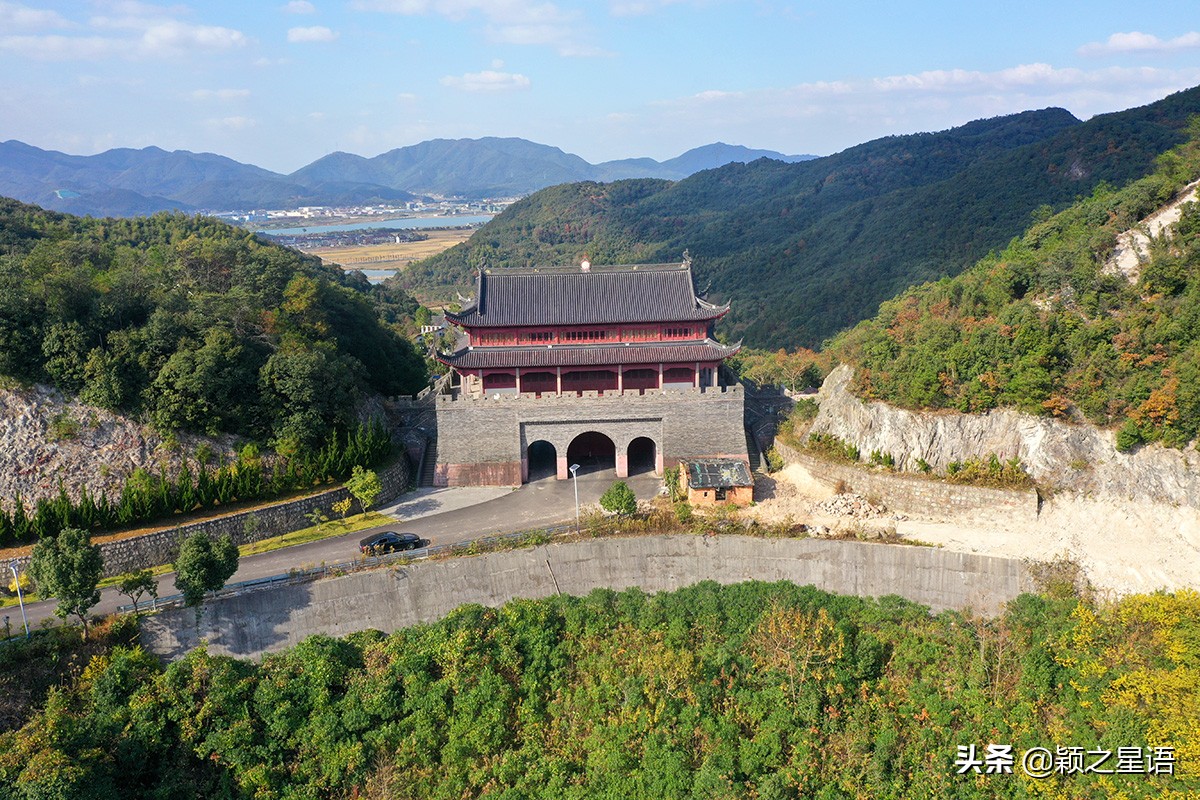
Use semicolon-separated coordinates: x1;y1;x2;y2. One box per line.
359;531;424;555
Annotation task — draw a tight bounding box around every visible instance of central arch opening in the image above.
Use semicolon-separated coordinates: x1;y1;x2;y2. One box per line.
566;431;616;476
627;436;657;475
526;440;557;482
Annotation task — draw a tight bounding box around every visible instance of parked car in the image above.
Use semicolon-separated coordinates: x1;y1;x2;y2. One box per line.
359;531;424;555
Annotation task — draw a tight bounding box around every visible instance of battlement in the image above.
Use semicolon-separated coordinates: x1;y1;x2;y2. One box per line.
436;384;742;404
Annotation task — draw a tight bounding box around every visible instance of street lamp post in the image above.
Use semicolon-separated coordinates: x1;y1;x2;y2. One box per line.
569;463;581;533
9;562;29;639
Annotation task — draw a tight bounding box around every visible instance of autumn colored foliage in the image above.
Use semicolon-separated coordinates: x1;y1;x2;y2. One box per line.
1;580;1197;798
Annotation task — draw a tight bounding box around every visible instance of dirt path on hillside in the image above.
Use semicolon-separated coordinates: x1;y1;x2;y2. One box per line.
746;462;1200;596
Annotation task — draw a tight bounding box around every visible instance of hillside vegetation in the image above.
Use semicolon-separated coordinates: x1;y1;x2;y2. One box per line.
403;87;1200;349
832;123;1200;451
1;580;1196;798
0;199;426;449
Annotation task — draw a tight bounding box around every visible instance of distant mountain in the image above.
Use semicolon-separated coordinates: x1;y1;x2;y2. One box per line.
288;137;816;198
402;86;1200;349
0;137;814;217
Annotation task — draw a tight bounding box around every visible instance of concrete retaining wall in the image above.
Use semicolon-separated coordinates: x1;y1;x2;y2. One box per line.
139;534;1034;661
775;441;1038;524
11;458;409;580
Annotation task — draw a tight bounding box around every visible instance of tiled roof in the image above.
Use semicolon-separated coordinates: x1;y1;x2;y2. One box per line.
684;459;754;488
436;339;740;369
444;262;728;328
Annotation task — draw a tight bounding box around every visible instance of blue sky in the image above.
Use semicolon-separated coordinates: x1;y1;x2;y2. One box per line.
2;0;1199;173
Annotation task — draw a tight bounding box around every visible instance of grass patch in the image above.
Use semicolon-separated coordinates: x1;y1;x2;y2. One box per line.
239;512;393;557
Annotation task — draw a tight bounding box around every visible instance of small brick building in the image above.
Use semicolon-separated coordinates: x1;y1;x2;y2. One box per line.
431;257;750;486
679;459;754;506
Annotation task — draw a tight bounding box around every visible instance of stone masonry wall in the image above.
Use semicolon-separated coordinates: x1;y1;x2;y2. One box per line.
775;441;1038;524
435;386;746;486
10;459;409;580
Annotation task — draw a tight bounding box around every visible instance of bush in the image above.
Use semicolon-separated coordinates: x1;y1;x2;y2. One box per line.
764;446;784;473
868;450;895;469
663;465;683;502
599;481;638;516
806;433;860;463
1115;420;1144;452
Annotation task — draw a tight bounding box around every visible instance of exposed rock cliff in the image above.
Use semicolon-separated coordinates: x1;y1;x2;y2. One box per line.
0;384;237;511
810;364;1200;505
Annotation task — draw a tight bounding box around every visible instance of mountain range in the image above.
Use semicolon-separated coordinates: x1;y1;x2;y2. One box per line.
0;138;814;218
403;85;1200;349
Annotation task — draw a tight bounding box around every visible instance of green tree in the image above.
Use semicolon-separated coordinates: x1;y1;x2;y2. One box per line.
173;532;239;608
600;480;638;516
116;568;158;612
345;465;382;513
27;526;104;640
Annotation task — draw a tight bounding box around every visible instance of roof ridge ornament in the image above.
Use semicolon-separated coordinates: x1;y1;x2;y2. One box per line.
682;249;692;267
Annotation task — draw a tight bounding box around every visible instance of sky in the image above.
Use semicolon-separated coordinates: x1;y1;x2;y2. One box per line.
2;1;1200;174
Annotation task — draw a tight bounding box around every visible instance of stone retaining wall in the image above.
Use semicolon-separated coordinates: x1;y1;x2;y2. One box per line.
10;458;409;579
140;534;1034;661
774;441;1038;524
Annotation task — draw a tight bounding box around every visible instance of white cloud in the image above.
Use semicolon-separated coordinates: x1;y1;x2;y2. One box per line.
283;0;317;13
138;21;248;55
206;116;256;130
1079;31;1200;56
609;0;684;17
2;7;249;61
642;62;1200;157
0;2;72;30
0;34;121;60
440;69;531;92
287;25;338;42
191;88;251;100
353;0;598;56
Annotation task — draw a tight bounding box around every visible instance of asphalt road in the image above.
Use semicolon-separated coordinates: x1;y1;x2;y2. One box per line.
7;470;662;633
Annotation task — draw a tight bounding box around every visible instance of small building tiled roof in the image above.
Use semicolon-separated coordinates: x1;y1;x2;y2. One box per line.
436;339;740;370
683;458;754;489
444;261;728;328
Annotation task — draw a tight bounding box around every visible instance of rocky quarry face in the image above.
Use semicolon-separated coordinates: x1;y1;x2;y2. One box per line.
811;364;1200;506
0;384;238;512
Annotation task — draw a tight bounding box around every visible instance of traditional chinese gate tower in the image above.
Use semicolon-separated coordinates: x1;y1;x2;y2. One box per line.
432;257;748;486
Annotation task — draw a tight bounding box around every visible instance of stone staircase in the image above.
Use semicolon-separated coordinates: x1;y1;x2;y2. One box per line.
419;436;438;487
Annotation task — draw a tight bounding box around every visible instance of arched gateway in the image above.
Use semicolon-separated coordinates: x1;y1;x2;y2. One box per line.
431;258;750;487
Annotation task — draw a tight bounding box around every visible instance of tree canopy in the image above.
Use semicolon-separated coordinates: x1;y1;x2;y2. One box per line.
26;526;103;639
173;531;239;607
0;580;1197;798
0;199;427;447
831;123;1200;449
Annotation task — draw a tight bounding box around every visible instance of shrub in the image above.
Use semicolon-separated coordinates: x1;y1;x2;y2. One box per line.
1115;420;1143;452
764;446;784;473
599;481;638;517
663;465;683;502
806;433;860;463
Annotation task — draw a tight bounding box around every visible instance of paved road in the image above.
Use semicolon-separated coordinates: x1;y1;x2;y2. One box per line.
7;470;662;633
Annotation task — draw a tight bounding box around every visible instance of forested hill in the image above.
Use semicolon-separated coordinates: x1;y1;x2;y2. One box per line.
831;123;1200;451
2;580;1197;798
402;86;1200;349
0;198;426;448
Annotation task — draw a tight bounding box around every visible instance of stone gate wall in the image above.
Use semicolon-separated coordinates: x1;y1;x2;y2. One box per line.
435;386;747;486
